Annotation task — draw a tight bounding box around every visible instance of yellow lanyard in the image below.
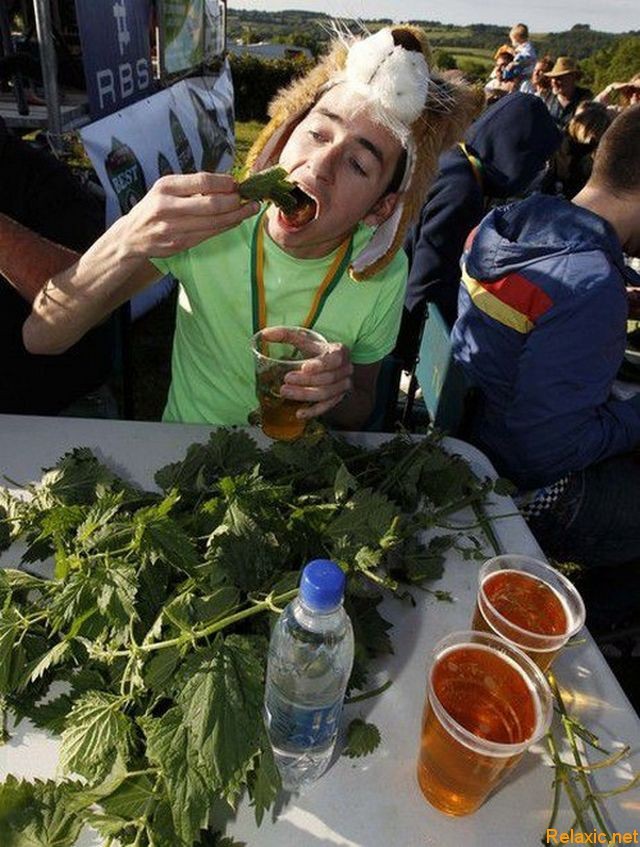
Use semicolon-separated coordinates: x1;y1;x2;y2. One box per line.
250;208;353;333
458;142;484;189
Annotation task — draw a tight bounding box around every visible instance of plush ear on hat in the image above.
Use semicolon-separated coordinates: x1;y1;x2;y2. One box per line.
350;45;482;280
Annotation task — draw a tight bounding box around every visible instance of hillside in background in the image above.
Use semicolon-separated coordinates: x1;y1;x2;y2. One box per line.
227;9;639;85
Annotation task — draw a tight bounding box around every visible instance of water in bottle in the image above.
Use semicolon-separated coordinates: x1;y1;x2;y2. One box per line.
264;559;354;792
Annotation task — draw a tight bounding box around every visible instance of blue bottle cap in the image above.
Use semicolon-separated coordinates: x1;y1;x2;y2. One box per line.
300;559;346;612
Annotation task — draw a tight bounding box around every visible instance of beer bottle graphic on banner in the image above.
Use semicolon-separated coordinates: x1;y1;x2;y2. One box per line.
169;109;196;173
157;151;174;178
104;137;148;215
188;87;233;173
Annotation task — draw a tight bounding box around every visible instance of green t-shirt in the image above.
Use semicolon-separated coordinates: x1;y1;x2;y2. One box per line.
152;214;407;425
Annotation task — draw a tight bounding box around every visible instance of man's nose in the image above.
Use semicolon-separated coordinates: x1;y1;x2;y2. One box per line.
308;144;340;182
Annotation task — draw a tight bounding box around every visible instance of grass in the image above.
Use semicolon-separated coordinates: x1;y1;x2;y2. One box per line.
232;119;266;179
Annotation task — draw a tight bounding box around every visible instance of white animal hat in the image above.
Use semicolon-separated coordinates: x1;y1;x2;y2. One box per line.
245;25;479;280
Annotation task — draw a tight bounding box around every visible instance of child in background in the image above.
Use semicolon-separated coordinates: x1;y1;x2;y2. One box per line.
504;23;537;88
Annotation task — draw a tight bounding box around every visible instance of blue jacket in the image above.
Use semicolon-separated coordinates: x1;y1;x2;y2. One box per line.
452;194;640;489
396;93;561;366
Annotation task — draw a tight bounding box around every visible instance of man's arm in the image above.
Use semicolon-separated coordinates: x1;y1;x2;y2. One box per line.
23;173;260;355
0;213;80;303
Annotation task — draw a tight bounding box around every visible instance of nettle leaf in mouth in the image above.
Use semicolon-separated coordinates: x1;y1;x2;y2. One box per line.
238;166;317;225
282;185;317;227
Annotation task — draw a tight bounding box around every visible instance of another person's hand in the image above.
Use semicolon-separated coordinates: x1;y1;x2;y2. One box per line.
116;172;260;260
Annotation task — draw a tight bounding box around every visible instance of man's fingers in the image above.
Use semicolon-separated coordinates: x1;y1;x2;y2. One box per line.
284;362;353;387
154;172;237;197
281;374;352;403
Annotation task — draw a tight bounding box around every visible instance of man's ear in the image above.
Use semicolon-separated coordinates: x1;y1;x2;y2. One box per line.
363;192;401;227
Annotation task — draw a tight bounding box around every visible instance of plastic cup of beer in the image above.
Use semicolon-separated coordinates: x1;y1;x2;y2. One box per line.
471;555;586;671
417;630;553;816
251;326;329;441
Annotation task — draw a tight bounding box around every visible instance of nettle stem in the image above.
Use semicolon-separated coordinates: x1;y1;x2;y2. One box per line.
109;588;299;657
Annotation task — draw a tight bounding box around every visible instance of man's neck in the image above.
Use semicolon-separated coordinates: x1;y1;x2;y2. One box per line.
572;184;630;250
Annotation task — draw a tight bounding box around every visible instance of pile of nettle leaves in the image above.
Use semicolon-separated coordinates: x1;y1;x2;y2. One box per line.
0;429;501;847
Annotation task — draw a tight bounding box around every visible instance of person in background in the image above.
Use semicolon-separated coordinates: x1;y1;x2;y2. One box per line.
520;56;554;107
545;101;612;199
0;117;115;415
594;72;640;114
451;105;640;631
485;45;515;94
394;93;561;371
544;56;593;128
20;27;478;430
503;23;537;88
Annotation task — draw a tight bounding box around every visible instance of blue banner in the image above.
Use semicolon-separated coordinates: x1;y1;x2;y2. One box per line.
75;0;153;119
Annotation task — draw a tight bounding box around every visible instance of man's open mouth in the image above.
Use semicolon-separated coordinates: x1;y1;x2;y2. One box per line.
280;185;318;229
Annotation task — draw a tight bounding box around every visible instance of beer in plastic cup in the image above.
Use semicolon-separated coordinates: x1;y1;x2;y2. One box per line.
251;326;328;441
417;630;553;816
471;555;586;671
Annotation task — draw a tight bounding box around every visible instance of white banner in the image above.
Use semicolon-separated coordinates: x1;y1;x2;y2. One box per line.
80;65;234;225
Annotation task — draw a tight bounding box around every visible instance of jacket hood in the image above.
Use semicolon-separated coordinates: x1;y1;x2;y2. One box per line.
465;92;561;197
466;194;626;282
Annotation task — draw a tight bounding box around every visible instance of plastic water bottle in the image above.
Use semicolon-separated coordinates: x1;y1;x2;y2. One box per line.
264;559;354;792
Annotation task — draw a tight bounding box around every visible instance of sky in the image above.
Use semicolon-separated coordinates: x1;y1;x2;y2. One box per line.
228;0;637;34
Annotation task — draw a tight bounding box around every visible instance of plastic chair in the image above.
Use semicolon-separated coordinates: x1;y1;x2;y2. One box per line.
412;303;474;435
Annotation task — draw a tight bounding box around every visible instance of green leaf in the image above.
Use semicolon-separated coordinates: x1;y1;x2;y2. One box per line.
177;634;265;800
343;718;381;758
134;492;201;574
248;743;281;826
154;430;260;495
38;447;123;507
143;645;181;693
238;165;297;213
388;534;451;584
96;560;138;623
334;461;359;501
347;596;393;658
0;776;86;847
140;706;210;846
493;477;517;497
26;640;70;686
0;505;11;551
100;772;156;819
0;607;21;693
328;489;397;547
60;691;132;780
24;693;74;734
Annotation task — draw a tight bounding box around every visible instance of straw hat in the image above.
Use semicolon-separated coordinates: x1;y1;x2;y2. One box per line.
544;56;581;78
245;26;479;280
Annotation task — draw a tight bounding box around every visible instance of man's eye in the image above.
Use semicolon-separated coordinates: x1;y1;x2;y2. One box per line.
308;130;324;141
350;158;367;177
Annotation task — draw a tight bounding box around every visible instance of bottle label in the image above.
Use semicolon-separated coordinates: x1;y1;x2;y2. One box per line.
267;692;344;750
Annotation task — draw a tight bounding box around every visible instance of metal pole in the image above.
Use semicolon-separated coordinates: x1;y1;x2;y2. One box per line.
32;0;62;146
0;1;29;115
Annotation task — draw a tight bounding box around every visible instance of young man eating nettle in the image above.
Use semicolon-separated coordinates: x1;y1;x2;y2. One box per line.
22;26;476;429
